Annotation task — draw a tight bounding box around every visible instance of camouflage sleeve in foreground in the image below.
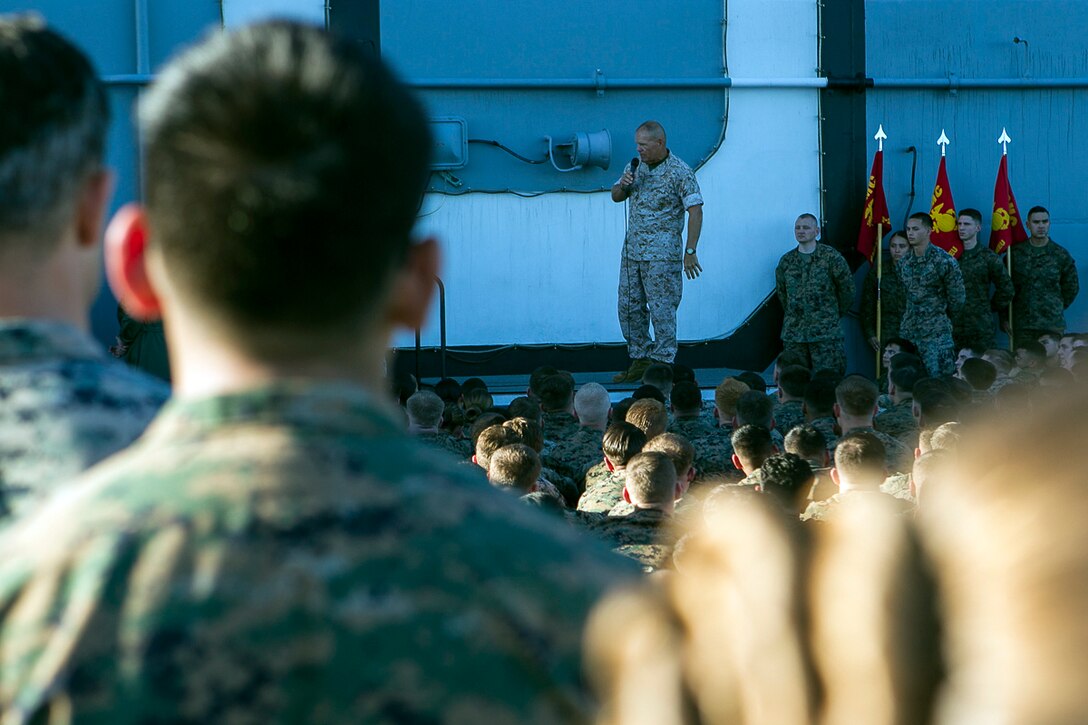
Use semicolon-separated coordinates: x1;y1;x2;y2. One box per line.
0;321;170;518
0;384;635;722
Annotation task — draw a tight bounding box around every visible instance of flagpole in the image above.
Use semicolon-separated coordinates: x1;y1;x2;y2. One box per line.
875;223;884;378
873;125;887;379
1007;243;1014;350
999;128;1014;349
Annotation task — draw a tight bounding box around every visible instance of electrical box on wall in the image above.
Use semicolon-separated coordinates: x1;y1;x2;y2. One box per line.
430;117;467;169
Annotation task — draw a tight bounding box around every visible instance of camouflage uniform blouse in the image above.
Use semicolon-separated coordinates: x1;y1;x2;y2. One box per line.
0;320;169;517
775;243;855;343
620;153;703;261
897;244;966;341
0;382;631;722
1009;239;1079;333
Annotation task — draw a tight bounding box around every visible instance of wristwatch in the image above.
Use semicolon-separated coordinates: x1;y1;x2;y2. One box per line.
685;248;697;255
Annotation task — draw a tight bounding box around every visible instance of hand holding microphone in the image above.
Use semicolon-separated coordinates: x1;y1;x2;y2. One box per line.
620;156;639;189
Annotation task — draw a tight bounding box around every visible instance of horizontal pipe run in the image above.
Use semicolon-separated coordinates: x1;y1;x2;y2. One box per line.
873;77;1088;89
100;74;1088;90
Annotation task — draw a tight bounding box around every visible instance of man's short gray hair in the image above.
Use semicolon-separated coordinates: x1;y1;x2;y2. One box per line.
574;382;611;425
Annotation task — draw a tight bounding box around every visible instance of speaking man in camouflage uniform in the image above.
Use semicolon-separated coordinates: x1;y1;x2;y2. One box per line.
0;16;169;518
775;213;855;374
898;213;966;376
611;121;704;382
1008;206;1080;347
0;22;634;720
952;208;1014;350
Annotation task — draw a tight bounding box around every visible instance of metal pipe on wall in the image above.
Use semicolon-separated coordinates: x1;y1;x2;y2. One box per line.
100;74;1088;90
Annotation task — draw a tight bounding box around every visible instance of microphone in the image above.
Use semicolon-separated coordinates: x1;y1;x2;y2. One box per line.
626;157;639;188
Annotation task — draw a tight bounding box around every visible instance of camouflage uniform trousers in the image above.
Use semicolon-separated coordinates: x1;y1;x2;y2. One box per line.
0;381;635;720
618;257;683;363
781;339;846;376
913;334;956;377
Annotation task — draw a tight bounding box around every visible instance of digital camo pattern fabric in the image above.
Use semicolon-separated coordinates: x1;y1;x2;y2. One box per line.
781;339;847;376
809;416;840;451
0;382;632;722
834;426;914;475
860;254;907;344
0;320;169;518
800;489;914;522
619;153;703;262
617;258;684;363
668;415;716;441
577;463;627;514
687;426;741;483
415;429;472;460
579;507;674;572
898;245;966;376
775;243;854;343
953;243;1014;350
1009;239;1079;336
880;472;914;502
873;399;920;449
772;399;806;437
541;410;581;445
542;425;603;489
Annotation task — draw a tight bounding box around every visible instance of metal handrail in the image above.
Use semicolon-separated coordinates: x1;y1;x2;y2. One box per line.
414;275;447;382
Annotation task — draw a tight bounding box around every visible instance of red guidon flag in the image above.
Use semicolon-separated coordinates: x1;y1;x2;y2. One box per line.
857;149;890;262
929;156;961;258
989;154;1028;254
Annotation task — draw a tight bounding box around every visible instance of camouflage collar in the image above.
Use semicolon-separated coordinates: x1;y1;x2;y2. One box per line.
150;381;403;442
0;319;104;365
628;506;670;522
